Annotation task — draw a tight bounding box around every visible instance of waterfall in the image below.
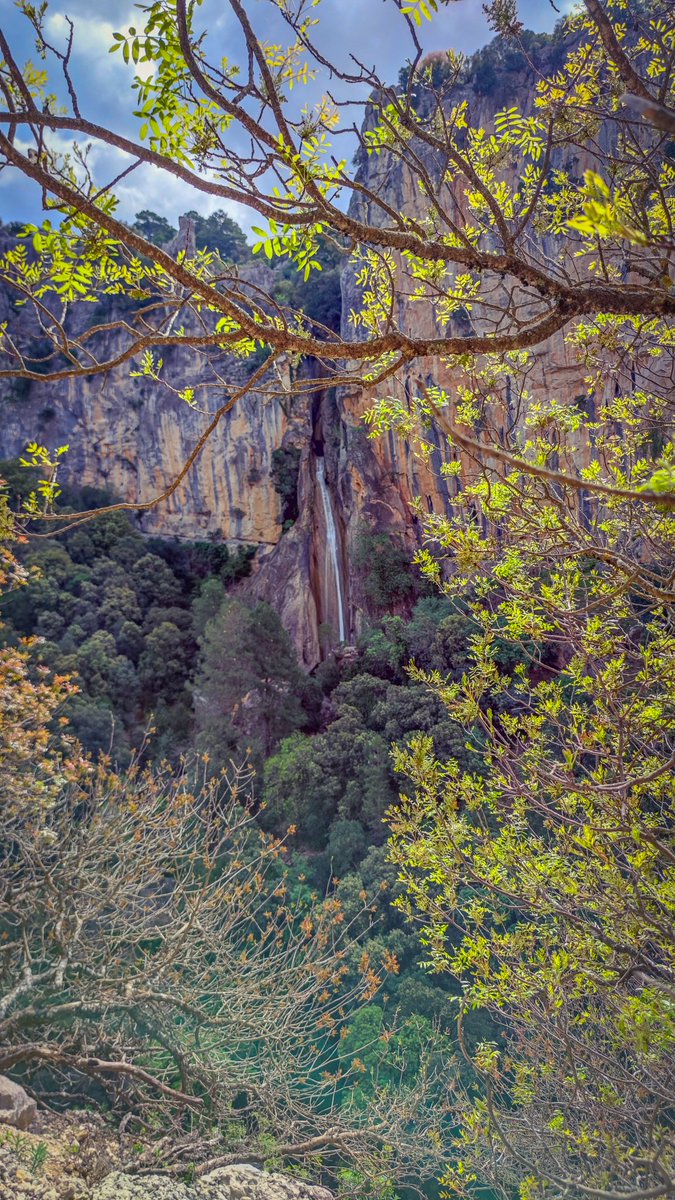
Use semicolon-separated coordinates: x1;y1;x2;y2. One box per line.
316;457;346;643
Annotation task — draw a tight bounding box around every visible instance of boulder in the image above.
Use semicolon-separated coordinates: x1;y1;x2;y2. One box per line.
0;1075;37;1130
204;1165;333;1200
92;1175;191;1200
93;1164;333;1200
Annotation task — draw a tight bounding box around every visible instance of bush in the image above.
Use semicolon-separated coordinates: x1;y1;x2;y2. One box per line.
353;528;418;612
0;755;378;1164
270;445;301;523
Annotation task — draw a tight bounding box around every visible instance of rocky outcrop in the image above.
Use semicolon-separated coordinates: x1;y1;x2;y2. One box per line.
0;1110;334;1200
93;1165;333;1200
0;1075;37;1130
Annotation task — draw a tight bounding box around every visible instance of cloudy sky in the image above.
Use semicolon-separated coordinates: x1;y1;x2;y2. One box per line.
0;0;567;235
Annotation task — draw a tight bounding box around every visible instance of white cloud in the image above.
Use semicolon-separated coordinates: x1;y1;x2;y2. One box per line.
45;10;155;82
44;137;255;232
109;159;254;232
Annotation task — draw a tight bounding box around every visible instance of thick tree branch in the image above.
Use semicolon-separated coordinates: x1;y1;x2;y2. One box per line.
425;393;675;511
0;1044;203;1108
583;0;654;102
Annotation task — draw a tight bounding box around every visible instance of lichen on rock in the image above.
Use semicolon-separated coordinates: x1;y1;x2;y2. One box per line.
92;1164;333;1200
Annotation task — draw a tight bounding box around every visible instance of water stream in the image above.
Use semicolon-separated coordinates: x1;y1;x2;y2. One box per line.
316;457;346;643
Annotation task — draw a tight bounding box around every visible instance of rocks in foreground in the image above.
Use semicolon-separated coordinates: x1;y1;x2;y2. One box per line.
0;1103;335;1199
93;1164;333;1200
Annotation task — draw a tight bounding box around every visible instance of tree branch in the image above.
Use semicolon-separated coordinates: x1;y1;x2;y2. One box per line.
583;0;654;102
0;1044;203;1108
424;392;675;511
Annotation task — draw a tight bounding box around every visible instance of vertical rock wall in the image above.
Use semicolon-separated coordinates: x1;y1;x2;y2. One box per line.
0;29;645;667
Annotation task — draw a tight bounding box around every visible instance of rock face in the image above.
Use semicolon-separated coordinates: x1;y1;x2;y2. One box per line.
0;273;288;548
0;30;633;666
0;1075;37;1130
93;1165;333;1200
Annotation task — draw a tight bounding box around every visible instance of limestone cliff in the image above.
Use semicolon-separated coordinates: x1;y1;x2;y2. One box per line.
249;29;600;658
0;30;627;667
0;260;287;548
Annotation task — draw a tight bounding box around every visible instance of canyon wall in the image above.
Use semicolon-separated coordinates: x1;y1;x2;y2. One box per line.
0;30;619;666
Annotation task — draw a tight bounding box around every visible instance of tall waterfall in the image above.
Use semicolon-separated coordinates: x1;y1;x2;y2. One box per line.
316;457;346;643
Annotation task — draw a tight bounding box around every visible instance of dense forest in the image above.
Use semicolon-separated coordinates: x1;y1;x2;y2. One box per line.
0;474;477;1199
0;467;479;1022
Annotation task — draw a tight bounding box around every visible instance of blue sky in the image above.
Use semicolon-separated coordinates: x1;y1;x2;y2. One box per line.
0;0;566;234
